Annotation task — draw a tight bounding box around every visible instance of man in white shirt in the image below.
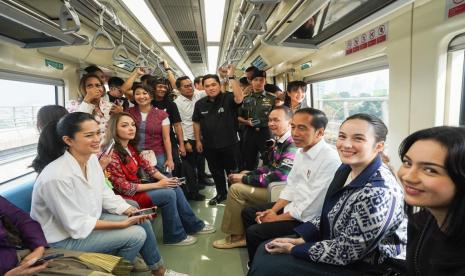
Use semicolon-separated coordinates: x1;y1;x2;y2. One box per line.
241;108;341;264
174;76;212;200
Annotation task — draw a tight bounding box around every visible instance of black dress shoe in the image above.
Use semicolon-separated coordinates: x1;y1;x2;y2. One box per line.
208;194;227;205
190;193;206;201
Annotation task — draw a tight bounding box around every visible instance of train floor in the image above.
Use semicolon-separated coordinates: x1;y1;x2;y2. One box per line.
134;186;249;276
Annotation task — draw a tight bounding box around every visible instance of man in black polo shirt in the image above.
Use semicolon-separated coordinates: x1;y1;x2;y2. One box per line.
193;65;244;205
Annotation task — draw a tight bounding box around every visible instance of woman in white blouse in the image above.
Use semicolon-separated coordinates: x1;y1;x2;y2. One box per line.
30;112;186;276
77;74;123;137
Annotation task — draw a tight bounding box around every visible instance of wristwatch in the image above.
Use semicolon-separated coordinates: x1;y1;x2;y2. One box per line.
228;75;236;80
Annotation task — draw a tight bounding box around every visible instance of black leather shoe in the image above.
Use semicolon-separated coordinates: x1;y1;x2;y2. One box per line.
190;193;206;201
208;194;227;205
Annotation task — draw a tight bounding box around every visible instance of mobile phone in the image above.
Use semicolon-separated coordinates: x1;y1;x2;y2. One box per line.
99;139;115;159
32;253;64;266
250;119;261;126
175;177;186;185
129;207;157;217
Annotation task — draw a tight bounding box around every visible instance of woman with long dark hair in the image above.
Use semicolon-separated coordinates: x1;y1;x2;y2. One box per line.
30;112;186;276
104;112;215;246
397;126;465;275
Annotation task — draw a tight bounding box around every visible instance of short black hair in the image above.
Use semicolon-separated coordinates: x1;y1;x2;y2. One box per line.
132;82;154;99
287;81;307;93
265;83;282;93
84;65;103;74
201;74;220;86
239;77;249;86
141;74;154;83
271;105;293;120
176;76;191;89
108;76;124;88
294;107;328;130
194;76;203;85
245;66;258;72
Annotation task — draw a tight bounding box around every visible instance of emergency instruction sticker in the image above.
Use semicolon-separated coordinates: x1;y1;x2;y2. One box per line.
345;23;388;56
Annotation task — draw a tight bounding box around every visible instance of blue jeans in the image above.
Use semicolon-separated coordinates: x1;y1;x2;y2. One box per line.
146;186;205;243
49;213;163;270
156;154;171;176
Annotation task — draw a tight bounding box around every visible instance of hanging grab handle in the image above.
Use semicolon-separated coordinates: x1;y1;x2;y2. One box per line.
91;8;115;50
112;29;129;62
59;0;81;34
135;41;148;67
234;31;254;50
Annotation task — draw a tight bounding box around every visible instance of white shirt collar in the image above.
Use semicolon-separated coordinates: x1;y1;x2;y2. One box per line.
277;130;292;143
301;139;327;160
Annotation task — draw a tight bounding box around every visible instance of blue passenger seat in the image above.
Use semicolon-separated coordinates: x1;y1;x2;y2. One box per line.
0;177;35;212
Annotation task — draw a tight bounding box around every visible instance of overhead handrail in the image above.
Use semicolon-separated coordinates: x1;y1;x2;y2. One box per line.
59;0;80;34
91;7;115;50
243;6;267;35
234;31;254;50
135;41;149;67
112;28;129;62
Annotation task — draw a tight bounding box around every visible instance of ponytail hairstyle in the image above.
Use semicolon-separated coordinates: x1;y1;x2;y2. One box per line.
31;112;97;173
36;105;69;132
341;113;391;168
104;112;140;164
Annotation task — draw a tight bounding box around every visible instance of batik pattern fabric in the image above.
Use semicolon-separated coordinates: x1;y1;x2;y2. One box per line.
291;156;407;266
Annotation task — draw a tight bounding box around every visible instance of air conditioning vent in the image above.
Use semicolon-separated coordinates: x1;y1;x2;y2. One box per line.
176;31;203;63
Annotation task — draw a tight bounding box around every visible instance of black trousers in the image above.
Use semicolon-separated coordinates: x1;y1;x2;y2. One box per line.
180;139;204;196
242;127;271;171
242;203;303;263
248;243;365;276
203;144;239;196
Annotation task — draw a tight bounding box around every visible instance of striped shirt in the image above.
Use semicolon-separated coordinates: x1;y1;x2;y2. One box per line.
242;131;297;187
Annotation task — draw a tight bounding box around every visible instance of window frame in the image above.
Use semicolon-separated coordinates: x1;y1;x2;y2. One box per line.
0;70;64;184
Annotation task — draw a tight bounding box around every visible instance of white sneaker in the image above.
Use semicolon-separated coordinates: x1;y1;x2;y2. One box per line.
165;235;197;246
164;269;189;276
196;224;216;234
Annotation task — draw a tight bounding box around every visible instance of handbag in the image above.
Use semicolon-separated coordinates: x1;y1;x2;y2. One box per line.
137;167;155;184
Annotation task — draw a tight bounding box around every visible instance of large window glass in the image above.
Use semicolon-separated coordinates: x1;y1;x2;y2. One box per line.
0;78;61;183
447;34;465;126
312;69;389;144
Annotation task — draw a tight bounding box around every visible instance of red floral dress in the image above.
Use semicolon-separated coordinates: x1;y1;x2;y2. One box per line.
106;145;158;208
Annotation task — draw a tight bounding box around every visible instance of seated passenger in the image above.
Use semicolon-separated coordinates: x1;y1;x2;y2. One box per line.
104;112;215;245
0;196;114;276
77;74;123;136
108;76;130;110
30;112;186;276
284;81;307;113
213;106;297;249
396;126;465;275
127;83;174;173
249;113;407;276
241;108;341;263
36;105;68;131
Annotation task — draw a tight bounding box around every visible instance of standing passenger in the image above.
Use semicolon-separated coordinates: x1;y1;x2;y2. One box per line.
108;76;130;111
192;65;244;205
284;81;307;113
30;112;187;276
77;74;122;137
238;70;276;170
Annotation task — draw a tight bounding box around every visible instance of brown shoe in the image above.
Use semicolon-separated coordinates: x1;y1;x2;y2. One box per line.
212;236;246;249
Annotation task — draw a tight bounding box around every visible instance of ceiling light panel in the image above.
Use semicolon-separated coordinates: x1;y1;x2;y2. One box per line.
204;0;226;42
122;0;171;43
163;46;194;79
207;46;219;74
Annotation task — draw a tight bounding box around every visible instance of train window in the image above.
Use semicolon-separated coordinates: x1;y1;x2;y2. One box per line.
0;74;63;184
311;69;389;144
447;34;465;126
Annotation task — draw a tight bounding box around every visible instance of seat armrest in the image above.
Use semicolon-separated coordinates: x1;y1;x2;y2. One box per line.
267;181;286;202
